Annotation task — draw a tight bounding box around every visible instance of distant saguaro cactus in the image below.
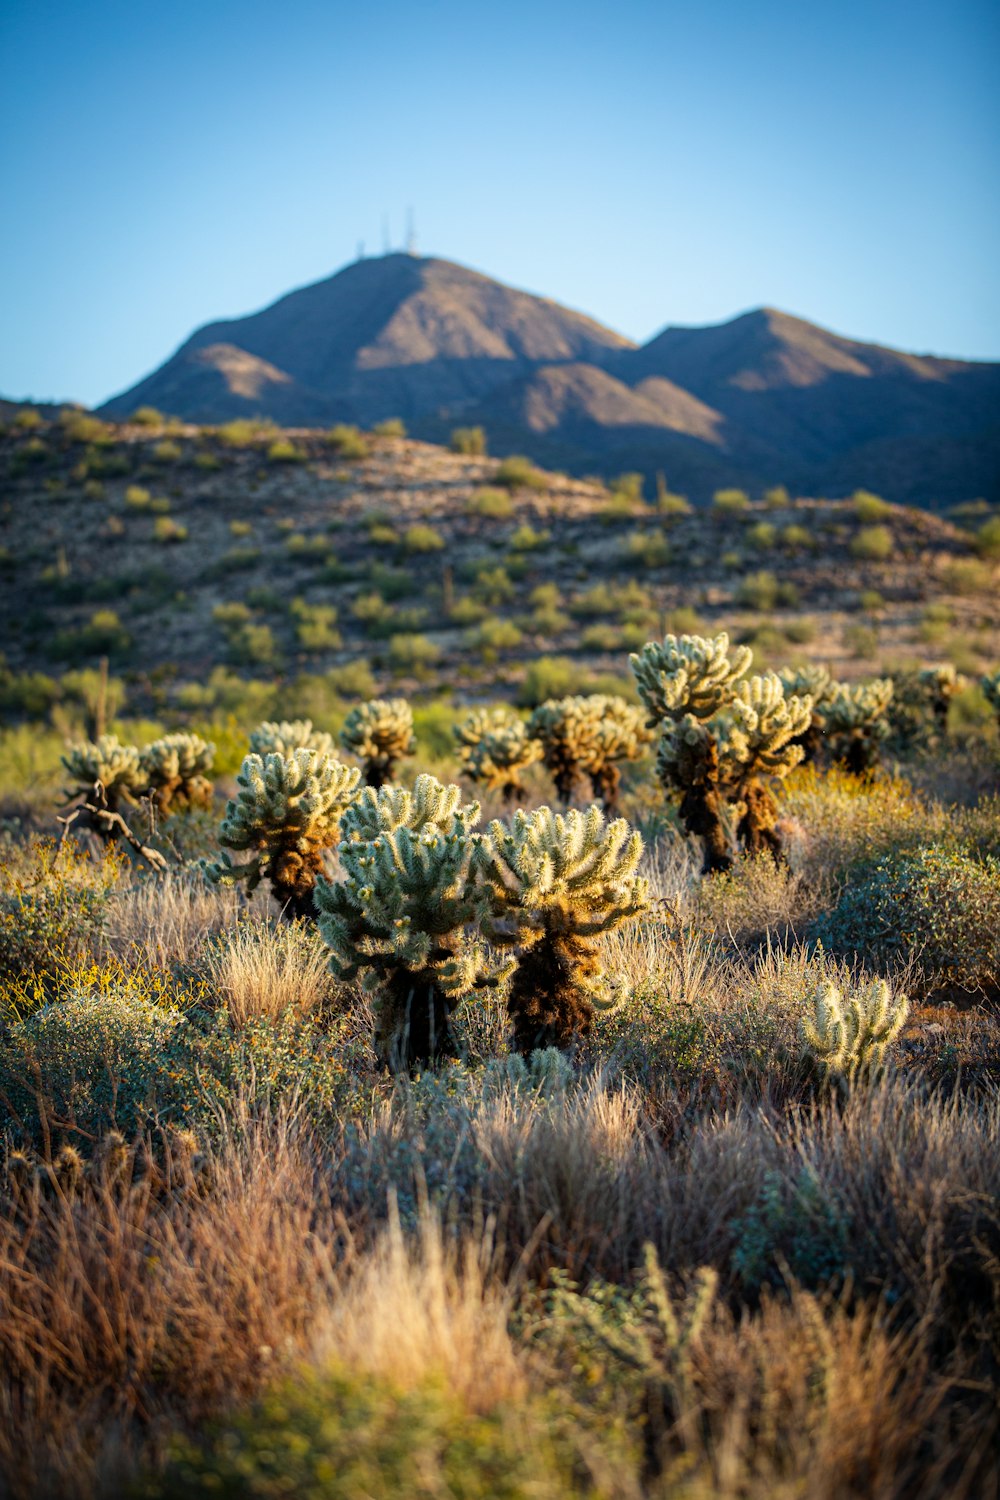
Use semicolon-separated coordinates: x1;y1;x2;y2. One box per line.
476;803;648;1053
140;732;216;817
800;977;909;1085
316;774;509;1070
208;749;360;920
339;698;416;787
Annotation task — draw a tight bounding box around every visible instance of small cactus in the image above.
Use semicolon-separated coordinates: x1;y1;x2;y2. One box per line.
208;749;361;920
140;731;216;817
455;708;542;803
316;773;511;1070
800;977;909;1084
818;678;893;773
339;698;416;787
476;803;648;1053
61;734;145;815
527;694;651;809
249;719;336;759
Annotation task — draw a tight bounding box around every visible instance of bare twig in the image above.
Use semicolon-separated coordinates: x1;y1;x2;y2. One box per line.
55;781;168;873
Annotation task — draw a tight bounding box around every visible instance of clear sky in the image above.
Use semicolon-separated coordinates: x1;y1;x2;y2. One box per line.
1;0;998;406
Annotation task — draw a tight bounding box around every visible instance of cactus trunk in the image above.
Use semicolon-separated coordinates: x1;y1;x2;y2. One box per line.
505;935;597;1054
376;972;459;1070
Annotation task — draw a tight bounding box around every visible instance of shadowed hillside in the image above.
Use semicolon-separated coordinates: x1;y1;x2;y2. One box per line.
97;255;1000;508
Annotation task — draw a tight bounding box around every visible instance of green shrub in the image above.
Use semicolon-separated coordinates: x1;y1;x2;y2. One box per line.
813;846;1000;997
151;439;183;464
748;522;777;550
450;425;487;456
267;438;305;464
402;524;444;554
153;516;187;543
712;488;750;514
14;408;43;431
624;529;670;568
942;558;994;596
217;418;275;448
850;525;894;561
326;424;369;460
373;417;406;438
124;485;150;509
467;618;523;660
472;566;515;606
466;486;513;518
974;516;1000;559
763;485;790;508
388;633;441;674
0;838;119;987
494;455;546;492
131;406;164;426
852;490;893;523
781;523;813;551
736;571;798;610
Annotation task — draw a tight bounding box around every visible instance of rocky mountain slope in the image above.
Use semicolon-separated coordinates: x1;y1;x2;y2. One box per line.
98;255;1000;507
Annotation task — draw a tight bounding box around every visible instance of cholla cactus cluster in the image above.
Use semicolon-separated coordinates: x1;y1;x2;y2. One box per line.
339;698;416;787
818;679;894;773
527;694;652;810
140;732;216;816
475;803;648;1052
888;666;964;750
61;734;146;813
208;749;361;919
800;977;909;1085
316;774;509;1068
779;665;835;761
980;669;1000;722
455;708;542;803
631;633;812;870
249;719;336;759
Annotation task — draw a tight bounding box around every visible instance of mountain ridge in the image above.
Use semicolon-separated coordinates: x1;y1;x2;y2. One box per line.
98;254;1000;506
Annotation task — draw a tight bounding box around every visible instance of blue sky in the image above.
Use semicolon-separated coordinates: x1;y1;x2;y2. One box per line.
1;0;998;405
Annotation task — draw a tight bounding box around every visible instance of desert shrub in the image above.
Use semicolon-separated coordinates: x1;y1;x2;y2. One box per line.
467;618;523;660
850;525;893;561
208;750;361;920
466;486;513;518
402;524;444;554
781;523;813;551
373;417;406;438
267;438;305;464
737;570;798;610
327;424;370;460
624;529;670;568
290;600;341;651
153;516;187;543
124;484;150;509
472;565;515;606
852;490;893;522
763;485;790;508
477;804;648;1053
658;490;692;516
198;918;335;1028
516;656;577;707
942;557;994;596
712;488;750;514
509;522;549;552
388;632;442;674
973;515;1000;559
0;838;120;988
13;408;43;430
228;623;280;668
813;845;1000;997
450;425;487;456
340;698;416;786
748;521;777;550
216;418;275;447
494;455;546;492
131;406;163;426
151;438;182;464
843;623;878;659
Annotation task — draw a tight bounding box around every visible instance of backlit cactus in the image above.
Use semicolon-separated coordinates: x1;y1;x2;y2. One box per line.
61;734;145;815
475;803;648;1053
818;678;893;773
527;694;651;809
249;718;336;759
455;707;542;803
888;665;965;750
140;731;216;817
779;664;835;761
633;634;811;870
339;698;416;787
800;977;909;1085
983;669;1000;722
316;773;508;1070
208;749;361;919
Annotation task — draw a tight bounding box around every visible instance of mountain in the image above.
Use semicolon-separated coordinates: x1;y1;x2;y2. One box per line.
100;256;1000;506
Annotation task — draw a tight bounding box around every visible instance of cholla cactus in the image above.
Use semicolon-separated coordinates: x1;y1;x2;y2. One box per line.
800;977;909;1085
888;666;965;750
140;732;215;817
475;803;649;1053
316;773;509;1070
528;695;651;809
919;665;965;735
208;750;361;919
249;718;336;759
339;698;416;787
634;635;811;870
818;678;893;774
455;708;542;804
779;664;835;761
61;734;145;815
630;631;752;724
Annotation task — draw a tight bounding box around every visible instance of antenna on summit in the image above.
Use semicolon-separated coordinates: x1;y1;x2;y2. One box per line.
406;206;417;256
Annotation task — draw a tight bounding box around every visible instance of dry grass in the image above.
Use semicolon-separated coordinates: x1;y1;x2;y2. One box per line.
197;917;337;1026
107;869;248;971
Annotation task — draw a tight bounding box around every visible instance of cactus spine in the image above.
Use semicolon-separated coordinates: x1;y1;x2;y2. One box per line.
249;719;336;759
208;750;361;919
800;977;909;1084
339;698;416;787
475;803;648;1053
316;774;510;1070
